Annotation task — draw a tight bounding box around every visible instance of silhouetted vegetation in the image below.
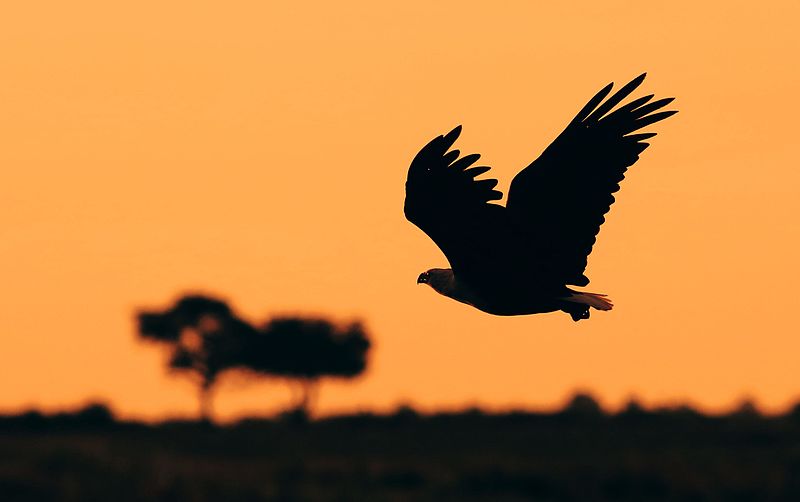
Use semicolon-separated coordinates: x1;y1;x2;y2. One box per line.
4;394;800;501
137;295;257;421
243;318;370;414
561;391;604;417
17;292;775;500
136;294;371;421
0;402;115;432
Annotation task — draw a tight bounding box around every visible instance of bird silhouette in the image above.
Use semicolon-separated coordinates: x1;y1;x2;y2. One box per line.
405;73;676;321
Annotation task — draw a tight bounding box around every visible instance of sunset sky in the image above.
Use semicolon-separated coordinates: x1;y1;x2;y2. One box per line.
2;1;799;421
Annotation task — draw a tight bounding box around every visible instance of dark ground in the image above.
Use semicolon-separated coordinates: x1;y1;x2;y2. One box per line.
2;401;800;502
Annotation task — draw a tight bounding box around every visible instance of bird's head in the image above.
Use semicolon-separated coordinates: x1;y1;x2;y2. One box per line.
417;268;455;295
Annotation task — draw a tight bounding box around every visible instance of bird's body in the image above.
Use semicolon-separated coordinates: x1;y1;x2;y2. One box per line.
405;74;676;321
418;268;605;319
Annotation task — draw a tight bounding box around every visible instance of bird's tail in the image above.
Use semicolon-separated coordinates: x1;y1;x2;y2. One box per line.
561;292;613;321
566;292;613;310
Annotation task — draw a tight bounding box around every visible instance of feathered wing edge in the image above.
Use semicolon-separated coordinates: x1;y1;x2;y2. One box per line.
571;72;677;140
506;73;678;287
404;126;506;278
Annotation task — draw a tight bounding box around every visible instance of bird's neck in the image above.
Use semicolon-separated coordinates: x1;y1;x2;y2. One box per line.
430;270;479;307
428;269;455;294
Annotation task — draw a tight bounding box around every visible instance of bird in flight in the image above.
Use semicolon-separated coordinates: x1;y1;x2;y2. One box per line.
405;73;676;321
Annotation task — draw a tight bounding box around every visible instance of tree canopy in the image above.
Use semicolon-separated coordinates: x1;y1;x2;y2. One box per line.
136;295;257;419
136;295;371;419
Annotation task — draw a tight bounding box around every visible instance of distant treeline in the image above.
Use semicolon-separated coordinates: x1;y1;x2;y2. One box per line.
6;394;800;500
3;393;799;431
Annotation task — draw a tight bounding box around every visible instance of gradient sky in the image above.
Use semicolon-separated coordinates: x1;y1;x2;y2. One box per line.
2;1;799;421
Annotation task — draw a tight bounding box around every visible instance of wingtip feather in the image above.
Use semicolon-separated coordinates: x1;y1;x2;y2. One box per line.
441;125;462;149
586;73;649;122
573;82;615;123
448;124;462;137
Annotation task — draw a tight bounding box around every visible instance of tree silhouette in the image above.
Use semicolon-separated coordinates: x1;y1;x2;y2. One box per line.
136;294;256;421
243;317;371;415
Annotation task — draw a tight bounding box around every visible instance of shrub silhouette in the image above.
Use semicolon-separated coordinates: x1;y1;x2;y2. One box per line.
561;392;604;418
136;294;257;421
242;317;371;415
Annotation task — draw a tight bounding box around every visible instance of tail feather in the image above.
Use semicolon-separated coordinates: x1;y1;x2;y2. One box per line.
566;292;613;310
562;292;613;321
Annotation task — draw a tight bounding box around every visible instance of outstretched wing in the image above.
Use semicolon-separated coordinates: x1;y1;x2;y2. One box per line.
405;126;505;280
506;73;677;286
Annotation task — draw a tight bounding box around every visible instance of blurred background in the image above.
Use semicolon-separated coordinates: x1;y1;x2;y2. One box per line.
2;1;800;500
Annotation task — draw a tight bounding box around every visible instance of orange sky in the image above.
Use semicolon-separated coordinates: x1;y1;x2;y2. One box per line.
2;1;799;421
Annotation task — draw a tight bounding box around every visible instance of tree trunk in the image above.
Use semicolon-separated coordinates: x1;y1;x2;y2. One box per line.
289;381;302;410
199;383;214;423
299;379;319;416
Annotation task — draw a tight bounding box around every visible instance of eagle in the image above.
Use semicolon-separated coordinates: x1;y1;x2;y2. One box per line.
404;73;676;321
